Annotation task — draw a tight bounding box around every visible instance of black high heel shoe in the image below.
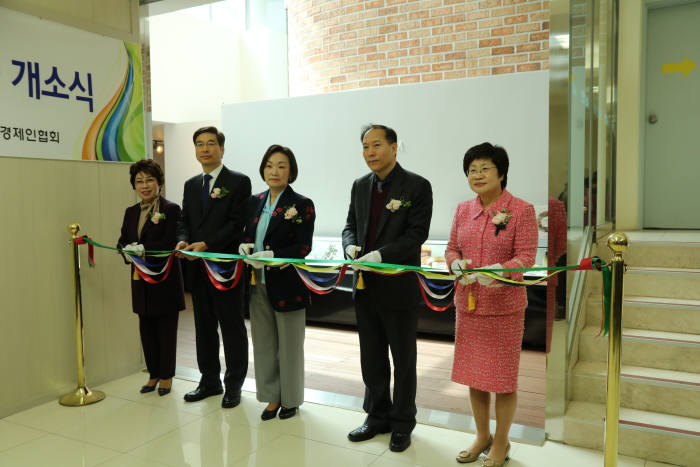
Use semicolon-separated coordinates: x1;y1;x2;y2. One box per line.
158;379;172;396
140;379;159;394
278;406;297;419
261;404;280;421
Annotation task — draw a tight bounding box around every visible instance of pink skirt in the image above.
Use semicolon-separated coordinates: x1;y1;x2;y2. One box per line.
451;308;525;393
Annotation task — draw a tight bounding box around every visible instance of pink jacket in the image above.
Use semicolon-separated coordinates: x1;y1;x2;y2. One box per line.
445;190;538;316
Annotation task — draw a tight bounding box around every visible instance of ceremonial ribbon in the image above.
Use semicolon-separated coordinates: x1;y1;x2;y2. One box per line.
130;255;175;284
77;236;611;334
294;264;349;294
202;259;244;291
75;236;95;267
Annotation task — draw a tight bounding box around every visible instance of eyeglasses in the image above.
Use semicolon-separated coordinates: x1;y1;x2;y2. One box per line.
195;141;219;148
467;166;497;177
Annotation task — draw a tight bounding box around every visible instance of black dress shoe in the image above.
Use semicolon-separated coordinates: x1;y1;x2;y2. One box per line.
157;387;171;396
347;423;391;442
183;386;223;402
389;432;411;452
221;390;241;408
278;406;297;419
261;405;280;421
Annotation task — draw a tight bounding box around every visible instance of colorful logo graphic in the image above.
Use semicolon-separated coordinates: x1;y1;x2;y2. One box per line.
82;42;144;161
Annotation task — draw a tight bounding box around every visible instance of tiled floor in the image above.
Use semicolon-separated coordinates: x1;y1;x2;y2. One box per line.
0;373;676;467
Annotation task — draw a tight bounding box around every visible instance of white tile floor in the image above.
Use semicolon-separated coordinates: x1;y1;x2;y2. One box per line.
0;373;677;467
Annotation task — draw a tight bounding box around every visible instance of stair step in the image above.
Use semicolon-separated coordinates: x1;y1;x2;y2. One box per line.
564;401;700;466
579;326;700;372
619;241;700;268
572;361;700;418
588;266;700;300
586;296;700;334
622;267;700;300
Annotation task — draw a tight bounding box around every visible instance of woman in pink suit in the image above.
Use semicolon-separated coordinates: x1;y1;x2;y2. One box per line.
445;143;538;467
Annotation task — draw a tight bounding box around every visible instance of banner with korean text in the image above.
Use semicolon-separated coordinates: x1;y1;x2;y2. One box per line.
0;7;145;162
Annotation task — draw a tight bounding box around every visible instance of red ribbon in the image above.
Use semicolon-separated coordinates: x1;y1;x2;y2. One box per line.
418;281;453;312
204;259;244;290
132;255;175;284
76;235;95;267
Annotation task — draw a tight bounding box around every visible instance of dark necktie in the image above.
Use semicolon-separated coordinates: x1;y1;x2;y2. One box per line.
201;174;212;211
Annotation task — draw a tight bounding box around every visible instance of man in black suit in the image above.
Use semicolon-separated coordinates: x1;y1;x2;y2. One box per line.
342;124;433;452
175;126;251;408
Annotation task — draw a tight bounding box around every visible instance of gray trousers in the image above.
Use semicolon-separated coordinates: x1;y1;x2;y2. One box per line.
250;284;306;407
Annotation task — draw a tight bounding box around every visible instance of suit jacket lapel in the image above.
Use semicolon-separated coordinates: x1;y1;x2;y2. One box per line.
200;168;225;225
374;166;406;242
358;176;373;249
253;191;267;220
264;187;293;242
127;204;140;243
138;196;161;241
191;174;206;226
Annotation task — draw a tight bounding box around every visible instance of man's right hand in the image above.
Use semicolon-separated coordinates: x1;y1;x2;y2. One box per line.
174;241;189;259
345;245;361;260
238;243;254;256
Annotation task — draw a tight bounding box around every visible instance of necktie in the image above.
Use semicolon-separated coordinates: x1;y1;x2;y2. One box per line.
201;174;212;210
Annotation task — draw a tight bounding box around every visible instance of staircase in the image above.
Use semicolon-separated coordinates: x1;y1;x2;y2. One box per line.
564;235;700;466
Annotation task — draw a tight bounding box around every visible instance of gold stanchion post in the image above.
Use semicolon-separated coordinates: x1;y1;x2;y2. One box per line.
604;232;628;466
59;223;105;406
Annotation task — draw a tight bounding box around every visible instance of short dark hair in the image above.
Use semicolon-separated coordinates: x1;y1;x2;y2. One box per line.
259;144;299;184
463;142;509;189
360;124;397;145
192;126;225;146
129;159;164;189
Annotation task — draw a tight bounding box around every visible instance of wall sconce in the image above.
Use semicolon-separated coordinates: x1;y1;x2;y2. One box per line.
152;139;164;154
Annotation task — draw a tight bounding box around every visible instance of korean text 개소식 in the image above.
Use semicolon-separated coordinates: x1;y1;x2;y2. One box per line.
10;60;94;112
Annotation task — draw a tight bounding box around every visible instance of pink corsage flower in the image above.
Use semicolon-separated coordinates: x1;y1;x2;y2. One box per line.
210;187;230;199
151;212;165;224
386;198;412;212
283;205;302;224
492;208;512;236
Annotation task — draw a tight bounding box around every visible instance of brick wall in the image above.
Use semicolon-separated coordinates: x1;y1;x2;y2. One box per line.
287;0;550;96
142;44;151;113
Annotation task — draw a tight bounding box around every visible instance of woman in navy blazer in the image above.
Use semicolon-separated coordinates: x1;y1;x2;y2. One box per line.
118;160;185;396
240;144;315;421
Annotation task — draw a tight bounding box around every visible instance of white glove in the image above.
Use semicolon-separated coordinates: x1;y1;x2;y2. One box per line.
247;250;273;269
459;273;477;286
238;243;254;256
476;263;504;287
450;258;472;274
122;243;145;258
345;245;361;260
352;250;382;271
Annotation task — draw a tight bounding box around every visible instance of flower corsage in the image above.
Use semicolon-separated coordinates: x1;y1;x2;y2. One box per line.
283;205;303;224
492;208;512;236
151;211;166;224
210;187;230;199
386;198;411;212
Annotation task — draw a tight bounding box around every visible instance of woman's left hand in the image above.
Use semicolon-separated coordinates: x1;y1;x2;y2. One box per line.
476;263;504;287
247;250;273;269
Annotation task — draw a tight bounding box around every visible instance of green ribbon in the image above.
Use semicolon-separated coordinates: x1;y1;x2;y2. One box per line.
83;236;612;335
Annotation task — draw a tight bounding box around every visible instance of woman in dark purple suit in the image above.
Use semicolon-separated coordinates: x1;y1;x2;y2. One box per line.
239;145;315;421
118;160;185;395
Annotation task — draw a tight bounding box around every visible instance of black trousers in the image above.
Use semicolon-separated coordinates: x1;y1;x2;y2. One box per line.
355;290;418;434
139;312;179;380
191;264;248;390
